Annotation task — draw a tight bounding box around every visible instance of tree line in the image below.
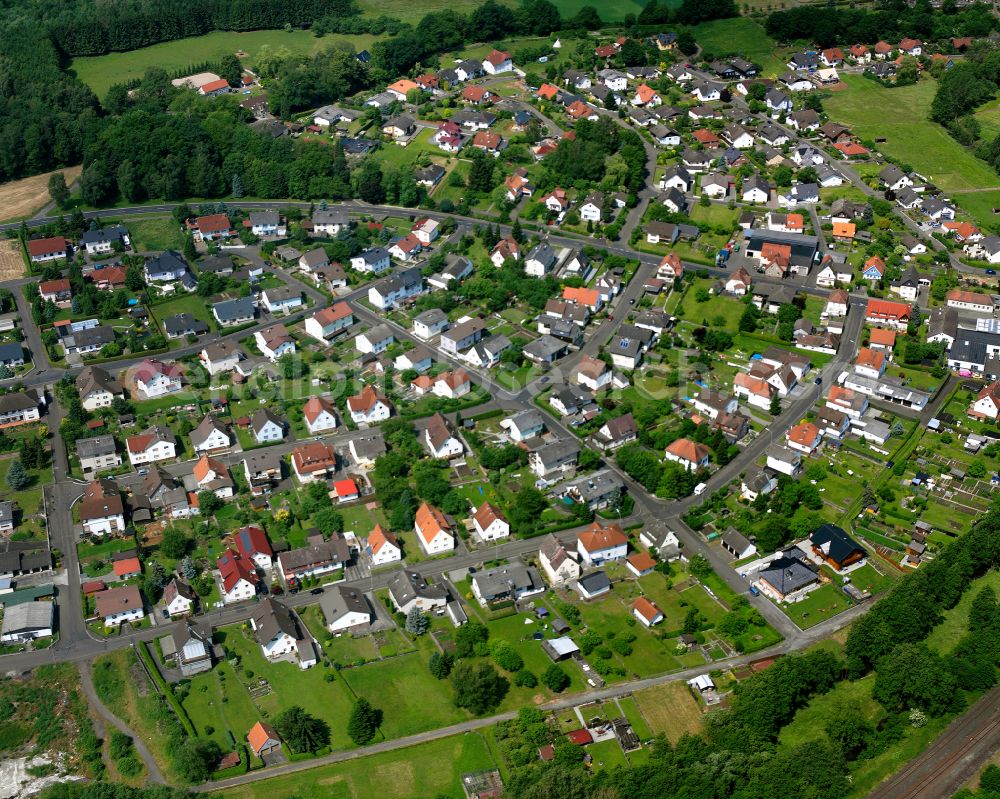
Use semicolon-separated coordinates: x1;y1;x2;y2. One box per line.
764;1;995;47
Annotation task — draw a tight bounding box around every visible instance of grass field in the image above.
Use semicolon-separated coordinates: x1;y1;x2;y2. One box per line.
127;215;186;252
924;570;1000;654
824;75;1000;226
691;18;786;76
71;30;386;98
689;203;740;229
215;731;497;799
633;681;703;742
181;661;262;749
0;166;83;224
675;277;746;330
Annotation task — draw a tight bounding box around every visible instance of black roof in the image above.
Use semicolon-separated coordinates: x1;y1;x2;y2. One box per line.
810;524;864;565
578;571;611;594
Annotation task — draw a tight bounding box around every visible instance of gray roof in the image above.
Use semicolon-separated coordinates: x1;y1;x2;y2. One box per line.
578;571;611;594
278;534;350;573
523;335;567;361
251;597;302;646
532;438;580;468
527;243;556;268
759;550;818;595
319;585;372;625
351;432;386;460
0;391;37;414
471;560;543;602
1;602;52;636
81;225;128;246
506;409;545;436
249;210;280;227
213;296;256;323
72;326;115;348
163;313;208;337
561;470;624;502
76;434;117;460
76;365;121;398
387;570;448;608
145;251;188;279
313;208;349;226
251;408;285;435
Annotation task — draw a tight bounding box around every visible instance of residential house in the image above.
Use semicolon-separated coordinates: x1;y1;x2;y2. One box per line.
529;439;580;478
472;560;544;606
212;297;256;327
76;365;122;411
79;478;126;536
95;585;144;627
664;438;710;471
305;303;354;344
424;412;463;459
387;570;448;614
367;525;401;565
577;520;628;566
290;441;337;483
473;502;510;541
126;426;177;466
190;414;232;454
347;385;392;425
350;247;392;274
303;396;338;434
538;534;581;585
415;502;455;555
320;585;372;633
27;236;68;263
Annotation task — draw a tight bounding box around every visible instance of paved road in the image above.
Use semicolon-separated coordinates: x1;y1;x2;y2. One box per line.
865;682;1000;799
77;658;166;784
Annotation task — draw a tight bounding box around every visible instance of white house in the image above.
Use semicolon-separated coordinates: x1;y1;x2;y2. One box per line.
577;521;628;567
415;502;455;555
424;413;463;459
305;303;354;344
367;525;402;565
664;438;710;472
320;586;372;633
303;396;338;434
472;502;510;541
218;550;259;604
355;324;394;354
249;211;286;237
347;385;392;425
538;535;581;585
350;247;392;274
126;426;177;466
164;579;196;617
95;586;145;628
134;359;182;399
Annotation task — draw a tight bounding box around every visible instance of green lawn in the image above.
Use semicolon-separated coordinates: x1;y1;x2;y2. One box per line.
71;30;386;98
122;215;186;252
151;292;216;332
181;660;262;749
218;624;357;750
824;76;1000;225
692;18;785;76
782;583;852;629
0;456;51;520
214;731;497;799
675;278;746;330
340;653;466;738
689;203;740;229
337;504;389;539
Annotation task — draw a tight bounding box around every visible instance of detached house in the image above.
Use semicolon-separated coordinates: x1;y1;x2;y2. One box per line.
664;438;710;471
473;502;510;541
539;534;581;585
415;502;455;555
290;441;337;483
190;414;232;454
424;412;463;459
303;396;338;434
80;478;126;536
126;426;177;466
218;549;259;604
305;303;354;344
367;525;401;565
347;385;392;425
577;521;627;567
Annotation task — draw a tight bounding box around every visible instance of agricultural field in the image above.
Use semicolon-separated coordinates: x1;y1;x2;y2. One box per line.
824;75;1000;226
215;732;497;799
70;30;386;98
0;166;82;224
633;681;704;742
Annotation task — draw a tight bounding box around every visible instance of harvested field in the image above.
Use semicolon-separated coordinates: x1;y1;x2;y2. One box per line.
0;166;82;223
0;239;26;280
633;681;704;742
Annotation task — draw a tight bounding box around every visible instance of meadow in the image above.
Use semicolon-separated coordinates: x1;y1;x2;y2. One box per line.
215;732;497;799
824;75;1000;227
71;29;385;98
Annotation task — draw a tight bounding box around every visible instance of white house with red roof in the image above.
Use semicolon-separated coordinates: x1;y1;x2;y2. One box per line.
664;438;710;471
970;381;1000;420
193;214;235;242
854;347;887;379
347;385;392;425
633;597;664;627
27;236;68;263
126;426;177;466
234;525;273;569
472;502;510;541
483;49;513;74
415;502;455;555
389;233;422;262
305;303;354;344
577;521;628;567
217;549;259;604
367;525;401;565
303;396;338;434
334;479;359;503
786;422;822;454
133;359;183;398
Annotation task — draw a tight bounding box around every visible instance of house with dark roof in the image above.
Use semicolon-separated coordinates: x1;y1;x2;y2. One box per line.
809;524;865;570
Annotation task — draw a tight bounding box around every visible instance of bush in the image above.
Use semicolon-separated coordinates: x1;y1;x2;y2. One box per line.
541;664;569;693
491;640;524;673
514;669;538;688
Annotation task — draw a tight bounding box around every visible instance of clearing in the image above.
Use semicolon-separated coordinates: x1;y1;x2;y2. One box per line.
70;30;386;98
633;681;703;742
0;166;82;224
